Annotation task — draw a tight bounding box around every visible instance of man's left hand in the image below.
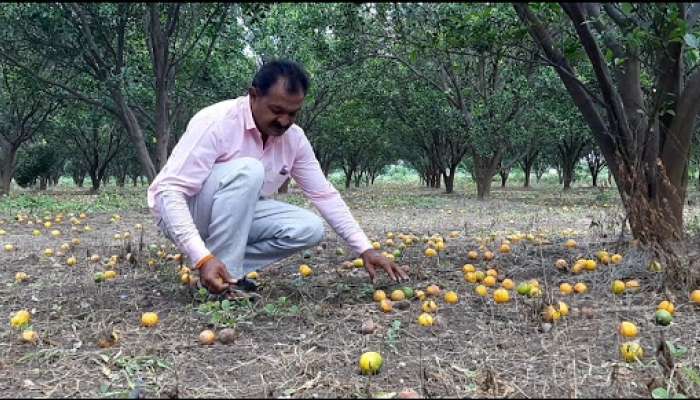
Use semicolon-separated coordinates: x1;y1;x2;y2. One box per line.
361;249;409;285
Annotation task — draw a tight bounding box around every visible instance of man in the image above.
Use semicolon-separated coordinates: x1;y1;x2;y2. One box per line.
148;59;408;298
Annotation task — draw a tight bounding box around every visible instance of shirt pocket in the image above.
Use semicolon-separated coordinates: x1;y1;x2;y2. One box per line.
262;163;291;195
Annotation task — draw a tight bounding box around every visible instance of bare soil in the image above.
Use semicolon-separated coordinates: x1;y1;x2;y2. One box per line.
1;184;698;398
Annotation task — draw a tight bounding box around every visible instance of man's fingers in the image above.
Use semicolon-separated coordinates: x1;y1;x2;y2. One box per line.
219;267;236;285
381;261;397;282
394;262;409;280
365;264;377;284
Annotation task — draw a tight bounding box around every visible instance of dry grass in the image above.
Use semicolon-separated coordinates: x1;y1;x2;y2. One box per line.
0;184;699;398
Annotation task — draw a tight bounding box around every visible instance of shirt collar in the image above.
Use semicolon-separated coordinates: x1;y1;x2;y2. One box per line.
243;95;258;133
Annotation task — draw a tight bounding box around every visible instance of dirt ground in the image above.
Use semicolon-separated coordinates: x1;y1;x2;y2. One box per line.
1;184;699;398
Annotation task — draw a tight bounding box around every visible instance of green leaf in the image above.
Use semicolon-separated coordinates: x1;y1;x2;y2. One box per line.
221;299;231;312
666;340;688;358
652;387;669;399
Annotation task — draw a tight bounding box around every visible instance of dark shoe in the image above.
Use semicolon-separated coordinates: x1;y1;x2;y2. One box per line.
235;277;259;292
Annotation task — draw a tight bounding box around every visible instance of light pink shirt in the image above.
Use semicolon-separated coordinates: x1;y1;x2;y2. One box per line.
147;95;373;266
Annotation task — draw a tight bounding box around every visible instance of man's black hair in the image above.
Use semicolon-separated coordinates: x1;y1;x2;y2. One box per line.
251;59;310;96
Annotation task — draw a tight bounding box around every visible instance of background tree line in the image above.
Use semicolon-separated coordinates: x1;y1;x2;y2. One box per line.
2;3;700;253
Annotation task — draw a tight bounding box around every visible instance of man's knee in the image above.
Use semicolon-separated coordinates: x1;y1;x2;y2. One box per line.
297;213;324;246
214;157;265;191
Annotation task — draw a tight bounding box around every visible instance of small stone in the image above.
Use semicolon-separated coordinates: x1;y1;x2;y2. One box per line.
360;320;376;334
394;300;411;310
541;323;552;333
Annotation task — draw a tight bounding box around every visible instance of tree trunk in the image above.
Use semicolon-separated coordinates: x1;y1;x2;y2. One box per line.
476;175;493;200
110;88;157;181
89;171;101;192
344;169;353;189
39;177;47;190
0;146;18;196
563;166;573;190
499;168;510;187
442;169;456;194
116;174;126;188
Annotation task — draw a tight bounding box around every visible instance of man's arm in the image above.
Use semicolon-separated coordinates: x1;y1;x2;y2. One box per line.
151;117;219;264
289;134;372;255
290;133;408;283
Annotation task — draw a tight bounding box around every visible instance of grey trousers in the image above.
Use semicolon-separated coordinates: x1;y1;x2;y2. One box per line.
178;157;324;279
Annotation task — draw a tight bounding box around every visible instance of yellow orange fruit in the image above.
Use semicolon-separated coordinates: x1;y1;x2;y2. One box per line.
390;289;406;301
475;285;488;297
359;351;383;375
625;280;640;292
691;289;700;304
21;329;39;345
379;299;393;313
657;300;675;316
474;270;486;282
444;291;459;304
620;341;643;362
464;272;477;283
612;280;625;295
483;275;496;287
43;248;54;257
417;313;434;327
246;271;258;280
565;239;577;249
421;300;438;313
483;251;495;261
10;309;31;329
574;282;588;294
373;290;387;302
415;290;426;301
425;248;437;257
462;264;476;273
558;301;569;317
299;264;313;277
543;305;561;322
372;241;381;250
104;270;117;280
559;282;573;295
467;250;479;260
141;312;160;327
486;268;498;278
15;272;29;283
611;254;623;265
618;321;638;338
426;284;441;297
584;259;597;271
66;256;77;267
493;288;510;304
501;278;514;290
499;243;511;254
199;329;216;345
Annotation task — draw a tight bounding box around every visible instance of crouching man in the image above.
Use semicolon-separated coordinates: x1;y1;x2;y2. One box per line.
148;59;408;299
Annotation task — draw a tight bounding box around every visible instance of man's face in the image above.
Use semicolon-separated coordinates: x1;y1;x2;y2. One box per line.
249;79;305;138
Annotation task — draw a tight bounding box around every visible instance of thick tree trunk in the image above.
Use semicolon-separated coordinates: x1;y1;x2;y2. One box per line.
39;177;47;190
0;146;17;196
344;169;353;189
442;169;456;194
476;175;493;200
89;171;101;192
562;166;574;190
116;174;126;188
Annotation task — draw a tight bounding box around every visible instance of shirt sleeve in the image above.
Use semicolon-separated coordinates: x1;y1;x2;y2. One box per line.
290;133;373;256
150;116;223;265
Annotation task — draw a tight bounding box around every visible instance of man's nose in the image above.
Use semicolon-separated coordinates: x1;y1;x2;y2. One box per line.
278;115;291;127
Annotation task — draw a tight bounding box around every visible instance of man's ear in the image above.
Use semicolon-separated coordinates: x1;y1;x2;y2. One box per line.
248;86;258;100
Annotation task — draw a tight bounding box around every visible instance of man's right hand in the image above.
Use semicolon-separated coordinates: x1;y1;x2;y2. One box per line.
199;256;236;294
